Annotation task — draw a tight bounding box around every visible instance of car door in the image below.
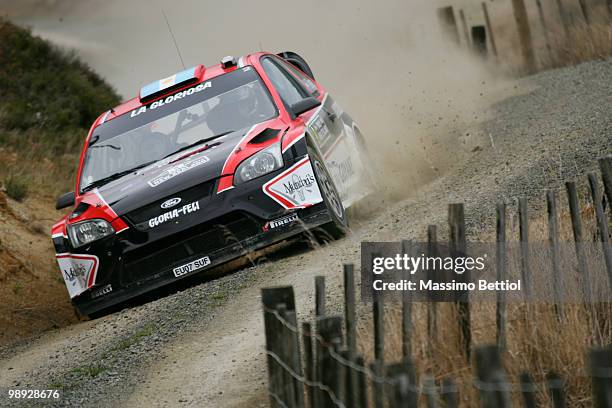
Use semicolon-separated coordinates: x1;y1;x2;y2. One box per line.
261;56;361;206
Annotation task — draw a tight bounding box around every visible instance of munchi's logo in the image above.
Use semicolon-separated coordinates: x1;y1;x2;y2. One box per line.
161;197;182;209
63;263;87;282
283;174;316;201
262;158;324;209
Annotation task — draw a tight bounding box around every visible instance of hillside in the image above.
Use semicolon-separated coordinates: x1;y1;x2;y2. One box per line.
0;19;120;346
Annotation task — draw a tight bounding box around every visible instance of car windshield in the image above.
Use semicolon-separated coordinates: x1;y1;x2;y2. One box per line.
79;67;277;192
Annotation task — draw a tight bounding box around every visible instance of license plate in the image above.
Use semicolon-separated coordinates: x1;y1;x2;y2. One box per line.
173;256;211;277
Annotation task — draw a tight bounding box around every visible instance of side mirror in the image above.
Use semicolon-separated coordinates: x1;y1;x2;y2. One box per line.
289;97;321;117
56;192;75;210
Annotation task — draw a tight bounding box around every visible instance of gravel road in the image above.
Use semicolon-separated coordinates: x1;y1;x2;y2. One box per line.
0;59;610;408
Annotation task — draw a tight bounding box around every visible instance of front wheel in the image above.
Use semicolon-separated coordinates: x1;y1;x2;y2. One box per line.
308;146;349;239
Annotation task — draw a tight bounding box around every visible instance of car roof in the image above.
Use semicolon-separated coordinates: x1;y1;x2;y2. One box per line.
95;53;265;126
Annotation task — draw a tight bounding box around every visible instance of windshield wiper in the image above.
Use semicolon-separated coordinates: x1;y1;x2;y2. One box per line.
82;160;156;192
162;130;235;160
89;144;122;150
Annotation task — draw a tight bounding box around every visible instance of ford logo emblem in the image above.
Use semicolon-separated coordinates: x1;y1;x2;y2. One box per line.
161;197;182;209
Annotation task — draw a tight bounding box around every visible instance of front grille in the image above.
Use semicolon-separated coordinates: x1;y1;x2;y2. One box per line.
123;180;214;228
122;211;262;284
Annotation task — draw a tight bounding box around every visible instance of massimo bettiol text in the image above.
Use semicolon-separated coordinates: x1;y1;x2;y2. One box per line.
360;241;611;302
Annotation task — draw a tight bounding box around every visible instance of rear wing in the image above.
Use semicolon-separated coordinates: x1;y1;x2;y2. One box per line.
276;51;315;79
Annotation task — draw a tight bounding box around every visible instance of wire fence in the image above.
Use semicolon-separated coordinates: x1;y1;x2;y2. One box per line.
261;156;612;407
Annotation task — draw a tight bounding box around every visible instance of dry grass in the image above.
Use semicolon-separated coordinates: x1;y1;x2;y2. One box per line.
356;185;611;406
537;21;612;71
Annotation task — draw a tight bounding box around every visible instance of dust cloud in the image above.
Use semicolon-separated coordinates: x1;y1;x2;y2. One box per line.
3;0;505;200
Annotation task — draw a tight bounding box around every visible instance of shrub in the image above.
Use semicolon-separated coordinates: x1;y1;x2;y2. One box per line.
4;173;29;202
0;19;120;195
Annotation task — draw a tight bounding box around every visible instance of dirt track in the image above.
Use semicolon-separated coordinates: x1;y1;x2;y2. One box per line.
0;59;610;407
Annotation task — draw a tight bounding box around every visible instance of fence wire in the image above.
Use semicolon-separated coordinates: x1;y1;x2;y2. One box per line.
264;304;612;408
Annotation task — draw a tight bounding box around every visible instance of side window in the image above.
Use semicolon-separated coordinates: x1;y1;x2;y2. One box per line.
277;58;320;96
261;58;308;107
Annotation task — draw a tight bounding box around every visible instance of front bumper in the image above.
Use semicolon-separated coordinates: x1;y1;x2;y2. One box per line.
58;156;331;315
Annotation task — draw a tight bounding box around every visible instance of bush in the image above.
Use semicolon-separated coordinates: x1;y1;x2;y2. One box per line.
0;19;120;195
0;19;120;136
4;173;29;202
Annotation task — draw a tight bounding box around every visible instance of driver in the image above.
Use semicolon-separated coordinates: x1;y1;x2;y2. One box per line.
206;83;268;135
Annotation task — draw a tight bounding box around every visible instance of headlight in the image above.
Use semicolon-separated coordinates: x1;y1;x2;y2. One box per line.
234;143;283;184
68;219;114;248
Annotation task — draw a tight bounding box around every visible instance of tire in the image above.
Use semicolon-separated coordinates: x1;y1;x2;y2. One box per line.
308;146;349;239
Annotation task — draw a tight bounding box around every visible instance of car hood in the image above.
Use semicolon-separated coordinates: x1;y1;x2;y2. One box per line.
91;129;247;216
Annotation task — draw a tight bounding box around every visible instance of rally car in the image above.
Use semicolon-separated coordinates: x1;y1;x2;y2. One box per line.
51;51;373;315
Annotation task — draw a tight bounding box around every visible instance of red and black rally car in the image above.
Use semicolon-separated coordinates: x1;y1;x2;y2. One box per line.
51;52;373;315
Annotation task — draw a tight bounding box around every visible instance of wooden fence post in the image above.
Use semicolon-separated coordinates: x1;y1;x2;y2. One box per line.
555;0;571;39
547;190;563;319
333;341;347;406
316;316;344;408
371;359;385;408
588;173;612;288
401;239;413;360
534;0;553;60
355;355;368;408
518;197;532;300
577;0;591;25
449;203;471;360
373;282;385;364
475;345;511;408
343;264;358;408
511;0;536;73
315;276;326;317
520;372;537;408
496;203;507;351
565;181;593;302
302;322;314;408
385;359;418;408
599;156;612;213
262;287;301;408
424;375;438;408
547;372;566;408
441;378;459;408
437;6;461;45
427;225;438;349
482;2;498;57
314;275;326;407
459;9;471;47
590;348;612;408
276;303;299;407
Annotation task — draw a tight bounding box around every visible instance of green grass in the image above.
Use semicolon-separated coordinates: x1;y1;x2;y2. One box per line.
70;363;107;378
111;324;156;353
211;291;228;301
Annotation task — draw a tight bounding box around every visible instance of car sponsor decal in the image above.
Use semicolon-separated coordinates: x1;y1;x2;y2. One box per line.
308;114;331;147
263;213;299;231
91;284;112;299
148;200;201;228
132;81;211;118
161;197;182;209
263;157;323;209
173;256;211;278
147;155;210;187
56;254;99;299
